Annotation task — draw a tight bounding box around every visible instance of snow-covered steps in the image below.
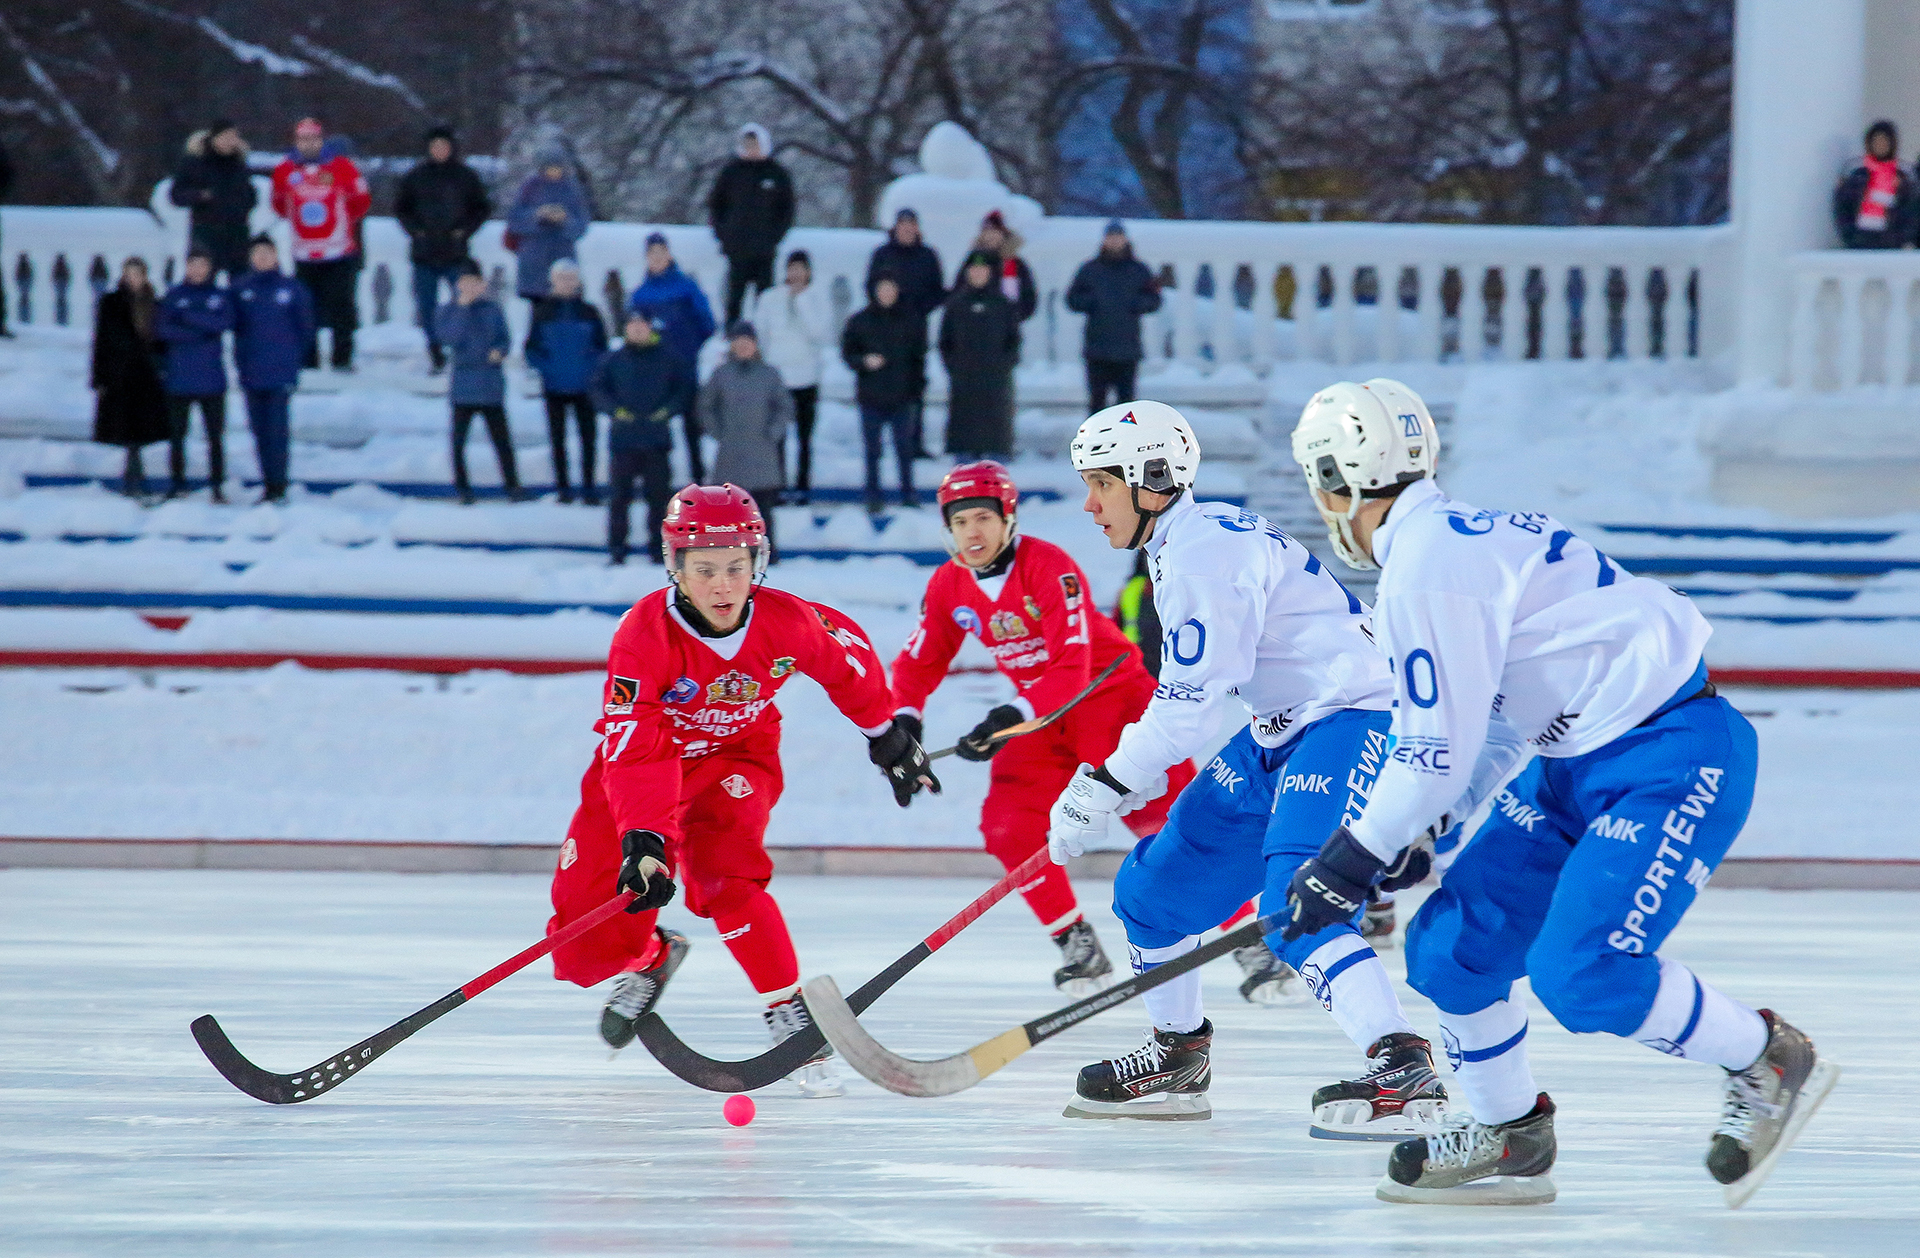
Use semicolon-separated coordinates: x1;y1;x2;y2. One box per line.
1593;521;1920;577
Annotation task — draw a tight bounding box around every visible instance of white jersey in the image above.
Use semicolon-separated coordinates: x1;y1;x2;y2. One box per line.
1105;495;1393;790
1349;479;1712;861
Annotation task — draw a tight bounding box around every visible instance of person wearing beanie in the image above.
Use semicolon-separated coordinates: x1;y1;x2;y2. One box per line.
955;209;1037;322
707;123;796;325
698;319;793;560
627;232;717;481
938;249;1021;461
864;207;946;460
751;248;831;502
1832;120;1919;249
155;245;236;500
507;142;590;300
1066;219;1161;414
231;234;313;504
525;258;610;504
396;125;493;372
169;118;256;282
269;117;371;371
435;258;524;504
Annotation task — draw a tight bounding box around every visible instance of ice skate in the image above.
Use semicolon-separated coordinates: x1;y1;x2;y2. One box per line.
1233;943;1307;1006
1377;1093;1558;1205
1361;895;1396;947
1064;1020;1213;1120
1309;1031;1447;1140
1708;1010;1839;1208
599;928;690;1050
765;992;844;1099
1050;918;1114;995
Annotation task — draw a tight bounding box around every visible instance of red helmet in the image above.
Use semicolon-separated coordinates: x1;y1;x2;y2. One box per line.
661;483;769;576
937;461;1019;561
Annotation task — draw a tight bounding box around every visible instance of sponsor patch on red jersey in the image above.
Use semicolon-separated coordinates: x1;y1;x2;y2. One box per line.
989;610;1027;641
662;676;698;704
605;674;639;715
1024;595;1042;621
770;656;797;678
707;670;762;705
1058;572;1083;608
720;773;754;798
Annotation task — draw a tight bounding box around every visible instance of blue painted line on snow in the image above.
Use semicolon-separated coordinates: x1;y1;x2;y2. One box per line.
1622;556;1920;576
1674;586;1858;602
1599;523;1900;545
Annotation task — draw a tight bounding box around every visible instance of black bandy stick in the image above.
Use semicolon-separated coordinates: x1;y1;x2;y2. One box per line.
803;912;1281;1097
926;653;1128;762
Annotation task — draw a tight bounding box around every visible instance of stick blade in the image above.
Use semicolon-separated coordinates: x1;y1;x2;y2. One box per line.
802;975;983;1097
190;1015;303;1105
632;1013;825;1094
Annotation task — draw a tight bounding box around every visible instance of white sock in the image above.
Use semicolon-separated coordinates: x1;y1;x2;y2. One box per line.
1301;934;1415;1049
1131;936;1203;1033
1632;956;1768;1069
1437;1000;1537;1126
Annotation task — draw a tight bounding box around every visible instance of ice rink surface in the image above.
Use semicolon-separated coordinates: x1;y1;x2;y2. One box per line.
3;870;1915;1258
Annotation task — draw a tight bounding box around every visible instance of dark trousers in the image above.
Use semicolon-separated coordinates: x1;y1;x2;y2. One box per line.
451;404;521;496
1085;358;1139;415
724;253;776;326
121;445;153;496
412;263;463;363
790;385;818;495
295;258;361;368
543;392;598;501
608;446;673;563
679;410;707;483
244;387;293;495
860;405;916;506
166;393;226;492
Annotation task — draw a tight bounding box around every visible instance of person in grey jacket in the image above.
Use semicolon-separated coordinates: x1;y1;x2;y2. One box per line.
698;320;793;560
1065;219;1161;414
434;261;525;503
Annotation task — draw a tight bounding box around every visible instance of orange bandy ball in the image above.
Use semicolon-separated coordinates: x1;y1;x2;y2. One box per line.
722;1094;756;1126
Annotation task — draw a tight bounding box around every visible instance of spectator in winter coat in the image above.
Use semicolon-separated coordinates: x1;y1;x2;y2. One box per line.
90;258;171;497
708;123;797;326
169;120;257;282
232;235;313;503
1065;220;1162;414
841;274;927;513
628;232;718;480
591;312;696;564
953;211;1037;323
396;125;493;372
0;136;12;337
939;251;1021;461
1832;120;1920;250
434;261;523;505
270;118;371;371
700;320;794;559
865;208;945;463
525;259;609;504
156;247;238;501
751;249;831;502
507;145;590;300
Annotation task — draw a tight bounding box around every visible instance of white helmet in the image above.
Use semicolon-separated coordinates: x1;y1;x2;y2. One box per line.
1290;378;1438;570
1070;400;1202;548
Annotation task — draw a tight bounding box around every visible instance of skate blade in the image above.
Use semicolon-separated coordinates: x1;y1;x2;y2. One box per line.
1244;979;1311;1008
1310;1098;1447;1142
1056;972;1116;999
1375;1173;1556;1206
1062;1092;1212;1122
1723;1057;1840;1209
791;1066;846;1100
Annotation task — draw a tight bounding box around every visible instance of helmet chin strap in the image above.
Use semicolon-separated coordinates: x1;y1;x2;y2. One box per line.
1314;489;1378;571
1124;486;1181;549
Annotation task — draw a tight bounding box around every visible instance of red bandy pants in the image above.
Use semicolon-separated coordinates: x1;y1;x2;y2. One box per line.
980;675;1199;931
548;731;799;995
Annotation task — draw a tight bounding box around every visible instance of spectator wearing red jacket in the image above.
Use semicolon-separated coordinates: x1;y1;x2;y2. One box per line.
270;118;371;371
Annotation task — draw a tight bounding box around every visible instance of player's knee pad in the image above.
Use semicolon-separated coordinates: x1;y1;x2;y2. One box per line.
1401;890;1516;1014
686;874;766;922
1523;939;1655;1037
1111;834;1193;949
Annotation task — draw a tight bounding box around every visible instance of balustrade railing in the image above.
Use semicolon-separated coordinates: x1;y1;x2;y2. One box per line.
1786;250;1920;391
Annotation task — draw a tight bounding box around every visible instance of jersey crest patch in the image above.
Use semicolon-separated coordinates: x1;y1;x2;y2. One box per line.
1058;572;1083;609
662;676;698;704
1023;595;1042;621
606;674;639;715
770;656;797;678
720;773;754;799
988;610;1026;641
707;670;762;705
953;605;982;635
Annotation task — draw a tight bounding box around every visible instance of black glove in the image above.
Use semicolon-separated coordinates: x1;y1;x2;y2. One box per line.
955;704;1026;762
868;715;941;808
1379;833;1436;893
1281;826;1385;942
617;829;677;912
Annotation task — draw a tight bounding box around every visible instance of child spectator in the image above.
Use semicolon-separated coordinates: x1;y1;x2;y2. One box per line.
155;246;236;501
232;235;313;504
525;259;609;504
840;272;926;513
698;320;793;560
434;260;524;505
592;312;695;565
1832;120;1919;249
751;249;830;502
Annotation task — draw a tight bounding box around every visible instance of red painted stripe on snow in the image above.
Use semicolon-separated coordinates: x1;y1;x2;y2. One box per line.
1710;667;1920;689
0;649;606;674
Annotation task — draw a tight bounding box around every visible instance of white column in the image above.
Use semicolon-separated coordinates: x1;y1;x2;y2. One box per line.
1732;0;1868;386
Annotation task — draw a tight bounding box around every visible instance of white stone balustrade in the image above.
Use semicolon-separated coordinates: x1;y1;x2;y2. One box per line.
1785;250;1920;392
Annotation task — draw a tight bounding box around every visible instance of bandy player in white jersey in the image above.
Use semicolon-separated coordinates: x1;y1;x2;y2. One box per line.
1044;399;1445;1137
1283;378;1837;1207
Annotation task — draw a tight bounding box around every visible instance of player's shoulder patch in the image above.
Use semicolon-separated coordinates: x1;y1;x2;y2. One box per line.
605;674;639;715
952;604;982;635
661;676;698;704
1058;571;1083;609
770;656;797;678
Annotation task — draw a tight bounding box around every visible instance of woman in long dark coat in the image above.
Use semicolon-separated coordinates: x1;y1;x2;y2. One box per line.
91;258;172;496
938;250;1021;460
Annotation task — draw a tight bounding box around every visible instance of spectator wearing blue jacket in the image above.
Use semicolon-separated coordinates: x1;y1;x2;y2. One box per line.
507;144;590;301
232;235;314;503
434;260;525;504
525;259;609;504
590;310;695;564
627;232;716;481
155;246;236;501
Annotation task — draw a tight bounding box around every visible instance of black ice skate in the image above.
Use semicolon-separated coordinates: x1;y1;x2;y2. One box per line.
1051;918;1114;995
599;927;690;1050
1377;1092;1558;1205
1233;943;1307;1006
1064;1020;1213;1121
1310;1031;1448;1140
1361;895;1396;947
1708;1010;1839;1208
764;992;844;1099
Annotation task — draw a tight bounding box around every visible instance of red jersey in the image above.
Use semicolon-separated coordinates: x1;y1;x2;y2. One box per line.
594;586;896;838
270;153;371;262
892;536;1149;719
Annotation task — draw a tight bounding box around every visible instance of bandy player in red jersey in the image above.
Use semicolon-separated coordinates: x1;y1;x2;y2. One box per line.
890;462;1226;993
548;484;939;1096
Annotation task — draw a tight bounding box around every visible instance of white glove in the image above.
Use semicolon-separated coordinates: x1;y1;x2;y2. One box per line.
1048;763;1126;864
1114;767;1168;815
